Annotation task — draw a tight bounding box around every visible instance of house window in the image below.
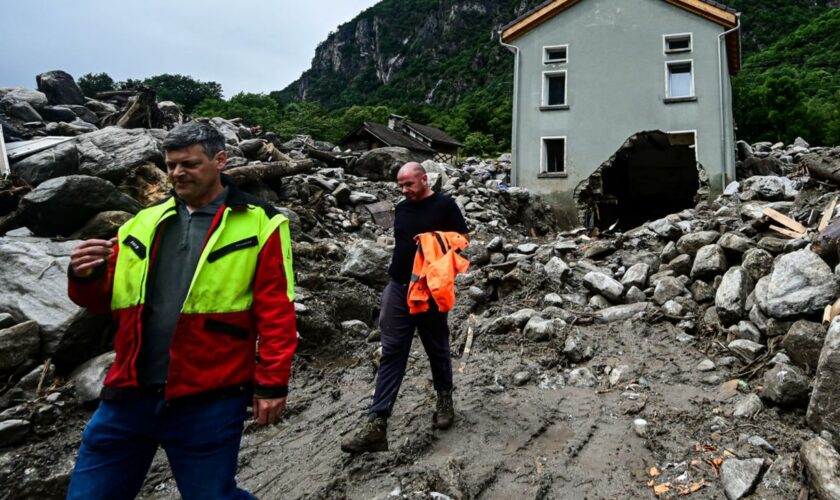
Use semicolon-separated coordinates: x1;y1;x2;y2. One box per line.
664;33;692;53
666;61;694;99
542;137;566;174
544;45;568;64
542;71;567;108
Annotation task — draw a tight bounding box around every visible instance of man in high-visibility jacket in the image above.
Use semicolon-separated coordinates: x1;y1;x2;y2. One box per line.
65;122;297;499
341;162;468;453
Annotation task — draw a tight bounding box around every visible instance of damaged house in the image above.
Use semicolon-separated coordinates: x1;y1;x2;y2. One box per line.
501;0;741;228
339;114;464;164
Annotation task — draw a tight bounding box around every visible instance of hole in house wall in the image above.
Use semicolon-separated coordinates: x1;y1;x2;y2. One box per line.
574;130;708;230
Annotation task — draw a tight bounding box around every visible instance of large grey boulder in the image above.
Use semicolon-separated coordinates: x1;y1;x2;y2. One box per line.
716;267;753;326
648;218;682;240
11;140;79;186
719;232;756;255
21;175;142;237
721;458;766;499
676;231;720;256
742;248;774;283
544;256;570;282
807;317;840;438
209;117;241;144
582;272;624;302
0;321;40;373
800;437;840;500
6;101;43;122
761;363;810;406
523;316;561;342
66;104;99;124
740;176;787;201
621;263;650;289
339;240;391;286
0;88;48;111
690;244;728;280
36;70;86;105
653;276;689;305
40;105;77;122
353;147;428;181
76;127;164;183
782;320;826;371
69;351;116;402
0;237;111;370
764;250;840;319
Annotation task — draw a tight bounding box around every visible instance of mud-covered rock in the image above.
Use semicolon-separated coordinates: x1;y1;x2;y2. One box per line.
716;267;753;326
729;339;765;362
75;127;164;183
36;70;85;106
676;230;720;256
761;363;810;406
0;320;40;373
691;244;728;280
582;272;623;302
654;276;689;305
764;250;840;319
0;237;111;369
800;437;840;500
721;458;766;499
69;351;116;403
807;317;840;438
782;320;826;372
21;175;142;236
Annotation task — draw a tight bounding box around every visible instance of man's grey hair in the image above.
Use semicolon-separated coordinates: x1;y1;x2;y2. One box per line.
163;121;226;158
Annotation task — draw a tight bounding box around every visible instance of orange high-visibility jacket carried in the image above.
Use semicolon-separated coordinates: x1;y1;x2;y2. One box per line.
408;231;470;314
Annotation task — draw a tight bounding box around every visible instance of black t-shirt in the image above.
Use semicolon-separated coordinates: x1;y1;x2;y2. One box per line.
388;192;469;285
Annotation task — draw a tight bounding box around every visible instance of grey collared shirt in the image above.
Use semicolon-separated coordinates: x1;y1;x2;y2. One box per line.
138;188;229;384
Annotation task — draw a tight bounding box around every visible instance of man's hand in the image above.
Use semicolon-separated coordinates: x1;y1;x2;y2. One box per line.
253;397;286;426
70;238;117;277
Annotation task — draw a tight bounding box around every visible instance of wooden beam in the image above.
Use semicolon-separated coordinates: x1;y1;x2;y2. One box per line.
830;298;840;322
502;0;579;42
770;225;806;240
824;304;833;324
819;197;838;232
503;0;735;42
665;0;737;27
763;207;808;234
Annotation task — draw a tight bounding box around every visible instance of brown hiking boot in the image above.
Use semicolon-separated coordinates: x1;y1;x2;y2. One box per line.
432;390;454;430
340;415;388;453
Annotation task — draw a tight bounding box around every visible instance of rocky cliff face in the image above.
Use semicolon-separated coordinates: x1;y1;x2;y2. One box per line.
280;0;543;108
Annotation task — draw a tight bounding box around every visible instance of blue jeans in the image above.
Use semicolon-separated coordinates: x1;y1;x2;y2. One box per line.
66;392;253;500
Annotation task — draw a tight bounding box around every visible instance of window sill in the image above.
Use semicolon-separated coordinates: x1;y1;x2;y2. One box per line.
544;60;568;65
540;105;570;111
664;96;697;104
538;172;568;179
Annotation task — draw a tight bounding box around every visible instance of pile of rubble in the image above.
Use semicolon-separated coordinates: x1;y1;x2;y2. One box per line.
3;69;840;498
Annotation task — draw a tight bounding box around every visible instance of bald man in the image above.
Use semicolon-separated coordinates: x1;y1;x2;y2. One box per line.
341;162;469;453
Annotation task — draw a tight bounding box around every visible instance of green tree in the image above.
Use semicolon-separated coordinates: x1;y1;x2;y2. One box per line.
142;74;224;113
77;72;115;97
194;93;282;131
462;132;495;157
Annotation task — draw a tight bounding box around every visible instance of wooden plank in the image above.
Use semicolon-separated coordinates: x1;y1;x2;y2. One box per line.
763;207;807;234
665;0;737;27
0;125;8;178
819;197;838;232
769;225;806;240
502;0;579;42
830;298;840;322
504;0;734;42
824;304;833;324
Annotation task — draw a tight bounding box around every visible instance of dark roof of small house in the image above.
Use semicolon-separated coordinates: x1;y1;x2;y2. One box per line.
500;0;741;74
403;121;465;148
340;122;437;154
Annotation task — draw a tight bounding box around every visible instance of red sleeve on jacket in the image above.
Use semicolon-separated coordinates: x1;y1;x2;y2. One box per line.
252;230;298;397
67;243;119;315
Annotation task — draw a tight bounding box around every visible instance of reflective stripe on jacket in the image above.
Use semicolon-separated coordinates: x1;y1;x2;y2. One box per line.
68;179;297;401
408;231;469;314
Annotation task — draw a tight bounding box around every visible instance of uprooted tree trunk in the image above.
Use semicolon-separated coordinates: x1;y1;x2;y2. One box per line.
803;148;840;185
224;159;316;186
812;218;840;266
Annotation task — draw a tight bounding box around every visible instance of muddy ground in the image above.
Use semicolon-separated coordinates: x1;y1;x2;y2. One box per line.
5;287;807;500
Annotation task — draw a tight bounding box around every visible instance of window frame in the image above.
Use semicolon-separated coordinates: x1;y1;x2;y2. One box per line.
541;70;569;110
663;33;693;54
543;44;569;64
540;136;568;177
664;59;696;101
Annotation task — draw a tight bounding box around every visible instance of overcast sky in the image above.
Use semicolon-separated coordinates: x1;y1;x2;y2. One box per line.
0;0;379;97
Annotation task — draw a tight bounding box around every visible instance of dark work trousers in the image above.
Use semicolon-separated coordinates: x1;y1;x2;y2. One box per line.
369;280;453;418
